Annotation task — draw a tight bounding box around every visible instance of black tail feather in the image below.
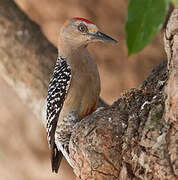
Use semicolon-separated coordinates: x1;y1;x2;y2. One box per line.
51;143;63;173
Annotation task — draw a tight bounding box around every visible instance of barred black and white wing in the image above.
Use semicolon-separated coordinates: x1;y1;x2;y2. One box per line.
46;57;71;173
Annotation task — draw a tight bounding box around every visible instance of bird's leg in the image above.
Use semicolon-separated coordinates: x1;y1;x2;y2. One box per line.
55;110;79;168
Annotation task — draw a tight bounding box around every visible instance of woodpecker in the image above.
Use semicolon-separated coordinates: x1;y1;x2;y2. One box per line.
46;17;117;173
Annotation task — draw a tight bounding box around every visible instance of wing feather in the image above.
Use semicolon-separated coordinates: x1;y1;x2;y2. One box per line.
46;57;71;173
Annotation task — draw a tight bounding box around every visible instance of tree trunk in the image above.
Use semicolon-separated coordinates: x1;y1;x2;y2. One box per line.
69;9;178;180
0;0;177;179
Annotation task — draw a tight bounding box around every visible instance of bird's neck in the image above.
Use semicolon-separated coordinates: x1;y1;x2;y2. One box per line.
58;39;87;59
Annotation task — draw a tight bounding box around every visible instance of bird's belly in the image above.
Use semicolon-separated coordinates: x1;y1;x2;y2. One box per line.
59;73;100;122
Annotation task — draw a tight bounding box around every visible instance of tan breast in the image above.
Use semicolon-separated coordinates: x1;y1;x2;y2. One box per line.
58;47;101;123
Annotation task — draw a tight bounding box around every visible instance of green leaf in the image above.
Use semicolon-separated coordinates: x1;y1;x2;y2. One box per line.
125;0;169;56
171;0;178;7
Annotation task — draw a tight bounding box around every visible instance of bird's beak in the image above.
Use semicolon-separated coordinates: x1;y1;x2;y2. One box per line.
89;31;117;43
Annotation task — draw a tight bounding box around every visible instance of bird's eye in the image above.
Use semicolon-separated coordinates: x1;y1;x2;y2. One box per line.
78;24;88;33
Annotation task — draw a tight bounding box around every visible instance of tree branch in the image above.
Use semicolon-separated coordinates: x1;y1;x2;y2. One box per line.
69;9;178;179
164;8;178;179
0;0;57;119
1;0;177;179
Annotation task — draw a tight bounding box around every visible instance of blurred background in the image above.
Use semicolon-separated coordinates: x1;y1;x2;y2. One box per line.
0;0;166;179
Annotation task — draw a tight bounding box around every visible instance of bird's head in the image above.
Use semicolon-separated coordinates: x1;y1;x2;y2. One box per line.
59;17;117;48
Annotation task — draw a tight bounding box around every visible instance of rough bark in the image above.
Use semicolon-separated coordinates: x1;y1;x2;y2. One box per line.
164;8;178;179
69;9;178;180
0;0;177;179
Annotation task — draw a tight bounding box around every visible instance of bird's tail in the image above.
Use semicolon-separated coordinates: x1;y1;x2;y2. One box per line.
51;143;63;173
